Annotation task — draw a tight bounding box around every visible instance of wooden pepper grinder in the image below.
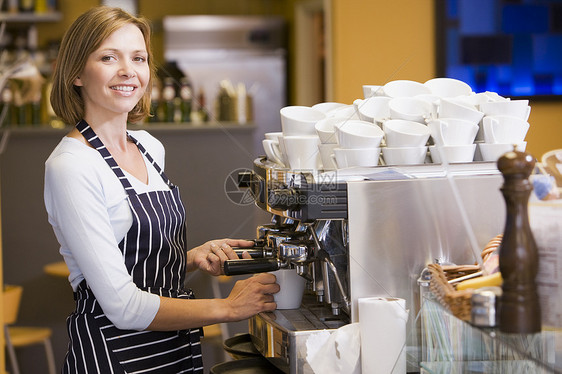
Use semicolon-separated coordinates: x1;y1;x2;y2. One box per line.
497;148;541;333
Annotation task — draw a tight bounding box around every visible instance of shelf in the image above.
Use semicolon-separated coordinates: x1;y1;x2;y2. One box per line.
0;122;256;137
129;122;256;132
0;12;62;23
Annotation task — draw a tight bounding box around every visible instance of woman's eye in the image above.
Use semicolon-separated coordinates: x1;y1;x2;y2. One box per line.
101;55;116;62
134;56;147;62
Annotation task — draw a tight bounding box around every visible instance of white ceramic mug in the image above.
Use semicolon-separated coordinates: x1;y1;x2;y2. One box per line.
478;142;527;162
382;146;427;165
264;131;283;142
270;268;306;309
280;106;326;136
332;147;380;168
315;117;347;144
388;97;433;123
382;79;432;98
282;135;321;171
482;115;530;144
439;98;484;125
262;139;285;166
311;102;348;114
336;120;384;149
424;77;472;98
326;104;360;120
427;118;479;146
357;96;391;124
382;119;430;147
429;144;476;163
480;100;531;121
318;143;339;170
362;84;384;98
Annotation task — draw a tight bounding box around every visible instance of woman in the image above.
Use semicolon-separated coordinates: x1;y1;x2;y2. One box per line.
44;6;278;373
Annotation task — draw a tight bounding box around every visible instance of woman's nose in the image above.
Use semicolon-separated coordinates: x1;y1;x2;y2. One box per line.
118;61;136;78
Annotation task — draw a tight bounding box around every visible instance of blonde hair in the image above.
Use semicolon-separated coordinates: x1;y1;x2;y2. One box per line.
50;6;154;125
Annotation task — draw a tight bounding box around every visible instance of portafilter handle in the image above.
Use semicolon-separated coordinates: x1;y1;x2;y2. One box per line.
223;258;281;276
232;247;272;259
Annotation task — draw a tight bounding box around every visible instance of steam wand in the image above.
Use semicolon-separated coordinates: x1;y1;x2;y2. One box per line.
306;223;351;311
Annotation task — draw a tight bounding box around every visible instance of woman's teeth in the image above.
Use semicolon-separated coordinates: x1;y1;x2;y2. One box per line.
112;86;134;92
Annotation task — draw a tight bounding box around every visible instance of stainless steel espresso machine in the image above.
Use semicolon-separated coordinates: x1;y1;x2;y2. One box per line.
224;157;507;373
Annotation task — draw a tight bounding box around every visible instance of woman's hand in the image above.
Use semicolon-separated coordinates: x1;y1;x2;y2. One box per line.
187;238;254;276
224;273;279;320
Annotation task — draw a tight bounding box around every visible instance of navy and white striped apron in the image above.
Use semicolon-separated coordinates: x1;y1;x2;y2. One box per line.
63;120;203;374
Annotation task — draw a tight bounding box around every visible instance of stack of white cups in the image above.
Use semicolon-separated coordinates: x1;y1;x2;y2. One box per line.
262;105;326;172
478;100;530;161
427;117;479;163
382;119;431;165
263;79;531;170
331;120;384;168
315;117;345;170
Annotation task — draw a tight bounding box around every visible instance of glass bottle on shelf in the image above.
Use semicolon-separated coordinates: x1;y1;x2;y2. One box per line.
161;77;176;123
197;87;208;123
0;85;15;127
13;84;26;126
179;77;192;123
149;78;161;123
19;0;36;12
6;0;18;13
30;91;41;126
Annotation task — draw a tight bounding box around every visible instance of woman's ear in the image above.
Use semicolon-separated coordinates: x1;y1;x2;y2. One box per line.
74;76;83;86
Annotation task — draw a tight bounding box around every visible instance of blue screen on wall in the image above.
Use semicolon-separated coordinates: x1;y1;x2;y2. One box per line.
438;0;562;99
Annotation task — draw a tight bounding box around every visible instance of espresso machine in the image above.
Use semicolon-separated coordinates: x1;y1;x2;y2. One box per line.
224;157;507;373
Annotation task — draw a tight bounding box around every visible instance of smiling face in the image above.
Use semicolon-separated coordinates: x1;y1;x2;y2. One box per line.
74;23;150;122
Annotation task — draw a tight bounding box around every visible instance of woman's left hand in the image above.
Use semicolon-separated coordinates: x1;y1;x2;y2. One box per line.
187;239;254;276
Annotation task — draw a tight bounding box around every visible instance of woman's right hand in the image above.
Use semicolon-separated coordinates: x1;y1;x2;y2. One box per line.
225;273;279;320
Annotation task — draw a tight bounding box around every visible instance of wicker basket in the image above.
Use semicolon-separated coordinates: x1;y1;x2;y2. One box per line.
427;234;502;321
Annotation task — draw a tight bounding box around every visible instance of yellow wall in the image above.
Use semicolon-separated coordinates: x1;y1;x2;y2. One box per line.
331;0;435;101
330;0;562;158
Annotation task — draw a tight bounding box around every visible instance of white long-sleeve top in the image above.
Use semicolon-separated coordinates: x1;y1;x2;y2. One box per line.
44;130;171;330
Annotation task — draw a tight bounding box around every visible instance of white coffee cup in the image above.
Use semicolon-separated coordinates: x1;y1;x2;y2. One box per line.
429;144;476;163
427;118;479;146
362;84;383;98
262;139;285;166
315;117;347;144
270;268;306;310
482;115;530;144
480;100;531;121
383;119;431;147
424;77;472;98
415;94;441;119
332;147;380;168
282;135;321;171
326;104;360;120
311;102;348;114
318;143;339;170
382;146;427;165
382;79;432;98
336;120;384;149
280;106;326;136
264;131;283;142
389;97;433;123
478;142;527;162
439;98;484;125
357;96;391;124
